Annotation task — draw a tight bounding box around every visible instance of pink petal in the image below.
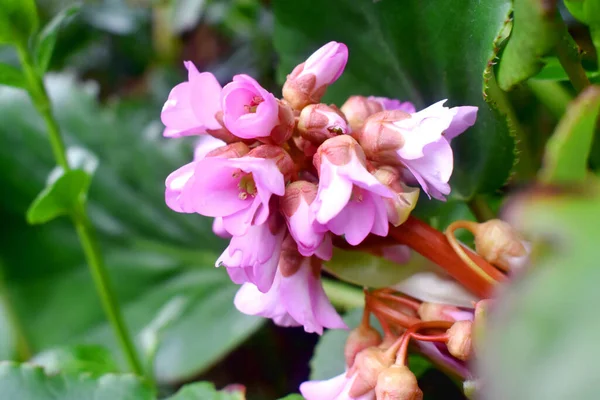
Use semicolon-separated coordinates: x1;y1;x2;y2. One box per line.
300;373;348;400
187;67;223;130
314;162;353;224
401;137;453;200
327;197;375;246
194;135;226;161
444;106;478;141
165;161;196;213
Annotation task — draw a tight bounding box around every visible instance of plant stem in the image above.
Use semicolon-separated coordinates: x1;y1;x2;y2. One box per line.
556;31;591;93
322;278;364;311
0;261;32;361
467;196;495;222
17;47;144;377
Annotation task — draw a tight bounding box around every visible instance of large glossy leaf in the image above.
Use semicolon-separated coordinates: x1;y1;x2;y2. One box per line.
0;362;153;400
539;85;600;183
0;75;262;383
479;183;600;400
272;0;516;199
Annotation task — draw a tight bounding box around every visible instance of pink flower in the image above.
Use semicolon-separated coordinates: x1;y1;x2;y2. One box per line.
282;41;348;110
280;181;332;259
234;244;346;334
217;212;286;292
221;74;279;139
368;96;415;114
300;372;373;400
359;101;478;200
161;62;222;138
212;217;231;239
193;135;226;160
312;135;393;246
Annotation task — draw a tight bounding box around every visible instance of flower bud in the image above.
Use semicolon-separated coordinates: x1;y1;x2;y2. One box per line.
247;145;295;182
298;104;349;145
349;347;394;397
474;219;529;272
344;324;383;368
340;95;384;132
446;320;473;361
293;135;319;158
282;42;348;110
205;142;250;159
358;110;412;164
313;134;367;173
375;365;423;400
418;302;473;323
373;166;419;226
259;99;295;145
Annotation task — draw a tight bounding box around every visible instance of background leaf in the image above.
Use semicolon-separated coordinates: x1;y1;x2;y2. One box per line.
272;0;516;199
479;183;600;400
0;64;25;89
166;381;244;400
34;4;81;74
539;85;600;183
31;345;119;377
0;362;153;400
0;0;38;46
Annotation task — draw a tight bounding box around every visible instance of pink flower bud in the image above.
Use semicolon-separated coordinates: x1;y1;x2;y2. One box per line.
205;142;250;159
349;347;395;397
221;74;279;139
373;166;419;226
298;104;349;145
474;219;530;272
282;42;348;110
376;365;423;400
280;181;332;259
293;135;319;158
258;99;296;146
340;95;384;132
446;320;473;361
247;145;295;182
359;110;411;161
418;302;473;322
344;324;383;367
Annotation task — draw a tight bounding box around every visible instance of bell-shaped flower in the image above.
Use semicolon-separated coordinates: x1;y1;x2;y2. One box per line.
217;211;286;292
280;180;332;259
221;74;279;139
311;135;394;246
234;240;346;334
161;61;222;138
283;41;348;110
359;101;478;200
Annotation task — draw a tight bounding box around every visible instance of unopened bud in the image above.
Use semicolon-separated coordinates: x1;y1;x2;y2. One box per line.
349;347;394;397
340;95;384;132
298;104;349;145
313;135;366;173
260;100;295;145
373;166;419;226
376;365;423;400
358;110;411;164
247;145;295;181
446;320;473;361
293;135;319;158
344;324;383;367
418;302;472;323
474;219;529;272
282;42;348;110
206;142;250;159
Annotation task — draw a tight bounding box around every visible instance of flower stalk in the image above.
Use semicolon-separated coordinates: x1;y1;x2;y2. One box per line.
16;47;144;377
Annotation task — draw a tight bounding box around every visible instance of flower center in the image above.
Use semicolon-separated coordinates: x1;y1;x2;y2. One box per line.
244;96;264;114
236;171;257;200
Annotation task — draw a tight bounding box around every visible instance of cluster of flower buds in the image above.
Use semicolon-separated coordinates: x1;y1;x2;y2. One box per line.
162;41;478;335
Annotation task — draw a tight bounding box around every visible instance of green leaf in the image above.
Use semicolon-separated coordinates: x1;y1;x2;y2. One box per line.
278;395;304;400
166;382;244;400
0;361;153;400
273;0;516;199
0;63;25;88
26;169;90;224
532;57;600;82
479;183;600;400
539;85;600;183
496;0;564;90
0;0;38;46
31;345;119;377
34;4;81;73
565;0;600;67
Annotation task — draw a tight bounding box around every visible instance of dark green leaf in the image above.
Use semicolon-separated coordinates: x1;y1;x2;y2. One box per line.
0;361;153;400
539;85;600;183
166;382;244;400
31;345;119;377
479;183;600;400
34;4;81;73
0;0;38;46
532;57;600;82
0;63;25;88
273;0;516;199
497;0;564;90
278;395;304;400
26;169;90;224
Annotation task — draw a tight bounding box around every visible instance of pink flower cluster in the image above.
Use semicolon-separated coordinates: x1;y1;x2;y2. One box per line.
162;41;478;334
